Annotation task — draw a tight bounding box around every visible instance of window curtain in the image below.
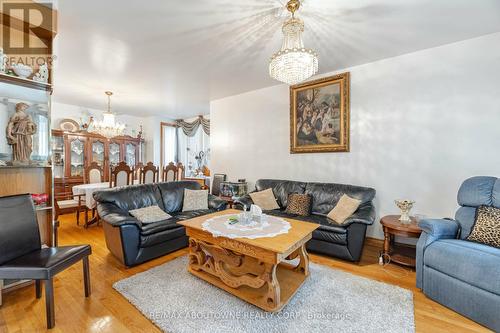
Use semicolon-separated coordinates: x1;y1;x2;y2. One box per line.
176;115;210;137
162;125;178;166
176;118;210;175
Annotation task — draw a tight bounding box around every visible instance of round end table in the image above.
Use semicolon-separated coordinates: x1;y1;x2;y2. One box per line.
380;215;422;268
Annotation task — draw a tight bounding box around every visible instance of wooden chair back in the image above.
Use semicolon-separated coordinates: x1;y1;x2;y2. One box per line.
84;161;104;184
176;162;185;181
140;162;158;184
133;162;144;181
162;162;178;182
110;161;132;187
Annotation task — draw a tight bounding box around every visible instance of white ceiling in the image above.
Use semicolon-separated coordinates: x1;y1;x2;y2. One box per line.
53;0;500;119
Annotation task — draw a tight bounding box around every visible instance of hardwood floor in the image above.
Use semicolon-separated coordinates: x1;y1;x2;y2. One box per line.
0;213;491;333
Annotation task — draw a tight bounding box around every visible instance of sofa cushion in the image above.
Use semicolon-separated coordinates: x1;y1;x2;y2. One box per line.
327;194;361;224
285;193;312;216
305;182;375;215
93;183;164;212
424;239;500;295
249;189;280;210
458;176;498;208
182;189;208;212
129;205;171;223
255;179;306;208
139;217;182;236
263;210;348;234
157;181;201;213
172;209;216;221
140;226;186;248
467;206;500;248
312;230;347;245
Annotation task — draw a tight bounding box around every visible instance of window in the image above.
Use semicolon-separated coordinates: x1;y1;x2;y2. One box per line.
161;123;177;168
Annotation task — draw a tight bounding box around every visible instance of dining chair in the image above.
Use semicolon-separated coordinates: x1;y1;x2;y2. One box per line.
110;161;132;187
140;162;158;184
212;173;227;197
0;194;92;329
176;162;185;181
133;162;144;181
162;162;178;182
53;178;84;225
84;162;104;184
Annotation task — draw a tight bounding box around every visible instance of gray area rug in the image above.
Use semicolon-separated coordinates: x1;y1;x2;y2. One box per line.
114;256;414;333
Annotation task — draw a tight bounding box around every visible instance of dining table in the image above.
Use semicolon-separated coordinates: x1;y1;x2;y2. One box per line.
72;180;139;227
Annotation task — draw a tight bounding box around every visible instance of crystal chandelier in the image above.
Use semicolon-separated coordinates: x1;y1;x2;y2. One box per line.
93;91;125;138
269;0;318;85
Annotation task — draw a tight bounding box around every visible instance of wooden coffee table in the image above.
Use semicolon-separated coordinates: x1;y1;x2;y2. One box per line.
178;209;319;312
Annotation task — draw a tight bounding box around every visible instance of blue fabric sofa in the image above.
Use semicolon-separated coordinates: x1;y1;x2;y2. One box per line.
416;176;500;331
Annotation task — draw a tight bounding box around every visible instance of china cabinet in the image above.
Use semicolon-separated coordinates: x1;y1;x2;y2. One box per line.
52;130;144;197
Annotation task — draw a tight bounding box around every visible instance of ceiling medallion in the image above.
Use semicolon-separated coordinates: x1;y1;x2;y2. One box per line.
269;0;318;85
92;91;125;138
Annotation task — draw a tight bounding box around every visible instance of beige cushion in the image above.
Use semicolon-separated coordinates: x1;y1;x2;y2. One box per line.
182;189;208;212
249;188;280;210
57;199;79;209
129;205;171;223
327;194;361;224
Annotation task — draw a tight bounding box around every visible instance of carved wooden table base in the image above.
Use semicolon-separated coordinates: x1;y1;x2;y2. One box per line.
188;238;310;312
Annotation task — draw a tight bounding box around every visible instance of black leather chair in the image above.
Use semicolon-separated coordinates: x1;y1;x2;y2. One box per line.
0;194;92;329
234;179;376;262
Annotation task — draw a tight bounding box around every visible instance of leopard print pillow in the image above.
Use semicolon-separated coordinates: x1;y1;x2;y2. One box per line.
285;193;312;216
467;205;500;248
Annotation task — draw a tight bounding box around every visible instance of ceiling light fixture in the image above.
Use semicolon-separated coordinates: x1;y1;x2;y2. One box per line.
93;91;125;138
269;0;318;85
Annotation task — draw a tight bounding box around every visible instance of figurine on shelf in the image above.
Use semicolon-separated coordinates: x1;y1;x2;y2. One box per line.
137;125;143;139
6;102;37;164
80;116;94;131
33;63;49;83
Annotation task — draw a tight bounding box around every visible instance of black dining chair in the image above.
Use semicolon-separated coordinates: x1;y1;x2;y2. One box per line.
0;194;92;329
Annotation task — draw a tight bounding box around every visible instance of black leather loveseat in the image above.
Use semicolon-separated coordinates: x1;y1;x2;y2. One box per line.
235;179;376;262
94;181;227;267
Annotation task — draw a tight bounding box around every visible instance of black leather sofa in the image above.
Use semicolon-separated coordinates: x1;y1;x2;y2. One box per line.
94;181;227;267
235;179;376;262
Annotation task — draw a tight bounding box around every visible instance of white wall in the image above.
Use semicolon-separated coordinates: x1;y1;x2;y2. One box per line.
210;32;500;240
51;102;175;163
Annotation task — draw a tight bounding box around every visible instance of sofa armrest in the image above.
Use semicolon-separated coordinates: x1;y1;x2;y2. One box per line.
233;194;254;210
416;218;460;289
419;218;459;238
97;202;141;228
342;202;376;226
208;194;228;211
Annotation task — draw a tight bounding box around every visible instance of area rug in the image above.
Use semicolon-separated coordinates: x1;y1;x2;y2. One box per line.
114;256;415;333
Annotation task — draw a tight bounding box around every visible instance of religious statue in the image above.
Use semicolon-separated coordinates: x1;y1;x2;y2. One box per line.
6;102;37;164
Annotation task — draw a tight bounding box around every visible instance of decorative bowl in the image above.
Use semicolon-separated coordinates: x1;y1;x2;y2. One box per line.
12;64;33;78
394;199;415;224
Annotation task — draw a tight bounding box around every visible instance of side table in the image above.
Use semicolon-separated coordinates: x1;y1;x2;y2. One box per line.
219;196;235;209
380;215;422;268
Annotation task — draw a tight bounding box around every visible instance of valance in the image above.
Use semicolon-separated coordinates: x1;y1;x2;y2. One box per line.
176;115;210;137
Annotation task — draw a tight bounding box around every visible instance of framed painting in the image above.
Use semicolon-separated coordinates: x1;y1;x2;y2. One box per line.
290;72;350;153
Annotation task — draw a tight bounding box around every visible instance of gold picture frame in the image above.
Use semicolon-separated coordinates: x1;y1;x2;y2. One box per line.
290;72;350;153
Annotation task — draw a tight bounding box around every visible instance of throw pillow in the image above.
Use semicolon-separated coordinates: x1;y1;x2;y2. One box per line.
327;194;361;224
285;193;312;216
182;189;209;212
129;205;171;224
467;205;500;248
249;188;280;210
